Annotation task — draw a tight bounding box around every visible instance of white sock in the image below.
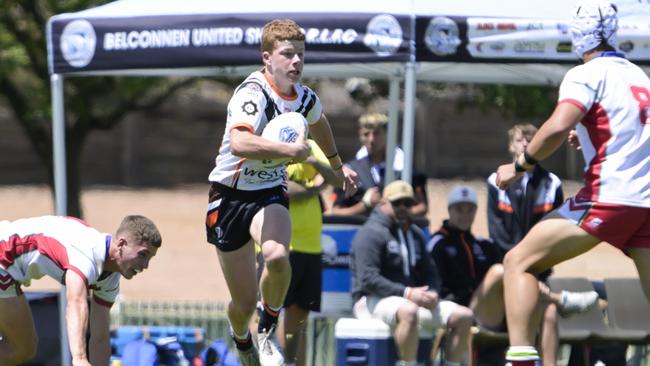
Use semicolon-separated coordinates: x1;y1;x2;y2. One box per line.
506;346;539;361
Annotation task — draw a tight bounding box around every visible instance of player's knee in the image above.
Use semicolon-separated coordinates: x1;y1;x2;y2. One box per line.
448;305;474;330
397;302;419;326
262;241;289;263
486;263;505;282
503;249;523;273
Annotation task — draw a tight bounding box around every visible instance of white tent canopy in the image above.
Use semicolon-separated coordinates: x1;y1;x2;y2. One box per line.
46;1;650;364
47;0;650;214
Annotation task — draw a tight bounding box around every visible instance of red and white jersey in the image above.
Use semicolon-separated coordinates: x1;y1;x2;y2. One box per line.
0;216;119;306
209;70;323;191
559;53;650;208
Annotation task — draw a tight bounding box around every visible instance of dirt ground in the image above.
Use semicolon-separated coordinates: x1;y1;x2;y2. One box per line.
2;180;638;303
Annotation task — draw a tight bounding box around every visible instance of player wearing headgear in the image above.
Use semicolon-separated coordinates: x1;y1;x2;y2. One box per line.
494;1;650;365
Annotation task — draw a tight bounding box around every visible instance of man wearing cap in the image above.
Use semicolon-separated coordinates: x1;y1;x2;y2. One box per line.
350;180;473;366
428;186;597;366
494;1;650;365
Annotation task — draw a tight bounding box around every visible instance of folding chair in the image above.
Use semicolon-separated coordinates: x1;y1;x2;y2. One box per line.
603;278;650;366
603;277;650;341
548;277;646;343
469;326;508;366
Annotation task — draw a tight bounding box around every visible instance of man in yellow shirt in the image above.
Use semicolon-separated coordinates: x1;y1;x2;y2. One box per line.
281;139;341;366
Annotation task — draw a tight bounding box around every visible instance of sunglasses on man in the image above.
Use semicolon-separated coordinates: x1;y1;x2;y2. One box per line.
391;198;415;208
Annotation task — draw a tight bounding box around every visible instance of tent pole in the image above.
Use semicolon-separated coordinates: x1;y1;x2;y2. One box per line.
401;62;416;185
51;73;71;366
385;76;400;185
51;74;67;216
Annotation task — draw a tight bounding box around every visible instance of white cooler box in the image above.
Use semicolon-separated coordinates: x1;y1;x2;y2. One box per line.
335;318;433;366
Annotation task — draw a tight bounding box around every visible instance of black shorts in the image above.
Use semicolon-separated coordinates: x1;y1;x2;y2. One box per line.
205;182;288;252
283;252;322;311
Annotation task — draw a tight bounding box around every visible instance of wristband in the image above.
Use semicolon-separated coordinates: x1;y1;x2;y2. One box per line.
325;151;339;159
515;153;534;172
514;161;527;172
404;287;412;300
523;150;539;166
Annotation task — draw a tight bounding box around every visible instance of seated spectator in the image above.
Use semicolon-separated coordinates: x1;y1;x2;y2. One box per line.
350;180;473;366
330;112;427;217
428;185;599;366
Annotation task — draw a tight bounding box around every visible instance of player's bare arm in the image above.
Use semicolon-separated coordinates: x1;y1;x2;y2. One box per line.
310;114;359;195
65;270;92;366
496;103;584;190
230;126;309;161
306;156;343;188
89;300;111;366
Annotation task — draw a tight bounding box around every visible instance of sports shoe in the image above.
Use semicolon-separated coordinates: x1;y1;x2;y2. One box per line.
237;346;261;366
257;324;284;366
557;290;599;317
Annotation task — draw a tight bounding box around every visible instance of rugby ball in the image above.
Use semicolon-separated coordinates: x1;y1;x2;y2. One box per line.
260;112;309;167
261;112;308;144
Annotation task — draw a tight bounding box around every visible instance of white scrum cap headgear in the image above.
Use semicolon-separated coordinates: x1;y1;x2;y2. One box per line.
570;0;618;57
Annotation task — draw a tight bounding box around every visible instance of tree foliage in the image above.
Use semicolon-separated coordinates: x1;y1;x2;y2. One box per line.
347;78;557;121
0;0;196;217
470;84;558;120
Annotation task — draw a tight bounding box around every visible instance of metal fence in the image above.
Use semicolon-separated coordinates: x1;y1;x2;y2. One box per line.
110;299;339;366
110;300;231;342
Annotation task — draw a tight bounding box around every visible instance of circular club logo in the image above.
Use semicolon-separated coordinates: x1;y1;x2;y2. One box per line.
425;17;461;56
60;20;96;68
363;14;403;56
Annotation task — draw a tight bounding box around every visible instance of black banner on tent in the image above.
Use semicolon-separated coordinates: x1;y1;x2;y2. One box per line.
415;15;581;64
49;13;411;74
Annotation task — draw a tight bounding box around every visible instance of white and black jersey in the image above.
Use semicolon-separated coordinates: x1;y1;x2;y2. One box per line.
208;70;322;191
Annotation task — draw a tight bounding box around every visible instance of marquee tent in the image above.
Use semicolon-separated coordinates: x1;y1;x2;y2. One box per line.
47;0;650;214
46;0;650;364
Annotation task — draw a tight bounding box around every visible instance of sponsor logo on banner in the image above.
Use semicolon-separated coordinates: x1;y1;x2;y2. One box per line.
475;42;506;53
527;23;544;30
619;41;634;53
496;22;516;30
514;41;545;53
60;20;97;67
490;42;506;51
475;22;517;31
425;17;461;56
556;23;570;35
556;42;573;53
304;28;358;45
477;22;495;30
363;14;403;56
101;26;358;52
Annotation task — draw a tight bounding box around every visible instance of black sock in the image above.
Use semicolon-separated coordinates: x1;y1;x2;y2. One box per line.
232;332;253;351
257;302;280;333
